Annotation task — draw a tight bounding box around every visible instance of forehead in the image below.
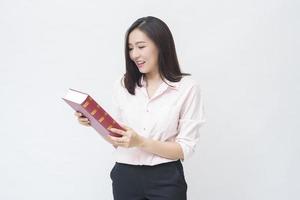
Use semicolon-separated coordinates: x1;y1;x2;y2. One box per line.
128;29;150;45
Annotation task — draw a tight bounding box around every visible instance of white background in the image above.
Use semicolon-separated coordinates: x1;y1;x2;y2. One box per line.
1;0;299;199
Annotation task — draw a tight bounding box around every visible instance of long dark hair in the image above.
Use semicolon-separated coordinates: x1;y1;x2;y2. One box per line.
122;16;191;95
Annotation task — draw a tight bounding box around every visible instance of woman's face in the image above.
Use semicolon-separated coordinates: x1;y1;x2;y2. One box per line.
128;28;159;74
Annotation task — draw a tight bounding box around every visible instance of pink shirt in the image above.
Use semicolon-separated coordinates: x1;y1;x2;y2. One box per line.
111;74;206;166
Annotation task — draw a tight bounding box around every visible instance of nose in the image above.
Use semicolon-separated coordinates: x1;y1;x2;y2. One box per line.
130;48;140;60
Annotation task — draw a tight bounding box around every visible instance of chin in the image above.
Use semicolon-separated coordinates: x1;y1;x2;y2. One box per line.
138;68;149;73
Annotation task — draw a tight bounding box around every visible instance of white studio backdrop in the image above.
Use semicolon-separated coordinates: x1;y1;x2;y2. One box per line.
0;0;299;200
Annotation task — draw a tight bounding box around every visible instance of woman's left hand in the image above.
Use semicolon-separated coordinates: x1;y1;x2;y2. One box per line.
108;124;144;148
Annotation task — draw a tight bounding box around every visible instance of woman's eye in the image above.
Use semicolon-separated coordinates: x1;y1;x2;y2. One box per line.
128;46;144;51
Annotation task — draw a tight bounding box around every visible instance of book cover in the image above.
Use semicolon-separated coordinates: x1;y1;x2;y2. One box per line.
62;88;123;138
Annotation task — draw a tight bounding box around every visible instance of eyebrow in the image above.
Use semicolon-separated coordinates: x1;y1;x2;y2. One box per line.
128;41;146;45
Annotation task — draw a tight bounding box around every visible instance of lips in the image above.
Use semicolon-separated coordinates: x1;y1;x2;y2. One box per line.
136;61;145;68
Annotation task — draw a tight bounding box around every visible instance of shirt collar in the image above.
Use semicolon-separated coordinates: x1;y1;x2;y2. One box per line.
140;75;180;90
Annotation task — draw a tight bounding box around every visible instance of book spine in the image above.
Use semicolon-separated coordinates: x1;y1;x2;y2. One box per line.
81;96;124;137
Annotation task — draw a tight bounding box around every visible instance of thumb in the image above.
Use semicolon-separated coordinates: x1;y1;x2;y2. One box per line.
119;122;130;130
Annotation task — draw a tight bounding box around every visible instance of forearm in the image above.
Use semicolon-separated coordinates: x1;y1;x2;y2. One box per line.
139;136;184;160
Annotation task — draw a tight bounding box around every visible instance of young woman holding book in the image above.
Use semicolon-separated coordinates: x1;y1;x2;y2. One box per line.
75;16;206;200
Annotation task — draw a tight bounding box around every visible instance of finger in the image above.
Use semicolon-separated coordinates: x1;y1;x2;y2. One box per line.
107;136;117;145
109;135;125;143
78;118;90;124
80;121;91;126
119;123;130;131
75;112;82;117
109;127;126;136
79;119;89;123
79;117;89;122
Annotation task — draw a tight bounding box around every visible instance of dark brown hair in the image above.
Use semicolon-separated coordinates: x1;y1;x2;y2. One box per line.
122;16;191;95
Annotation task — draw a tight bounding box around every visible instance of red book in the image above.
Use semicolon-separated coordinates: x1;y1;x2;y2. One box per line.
62;88;123;137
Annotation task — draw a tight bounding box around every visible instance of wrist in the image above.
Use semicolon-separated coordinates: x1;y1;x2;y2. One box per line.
138;135;147;148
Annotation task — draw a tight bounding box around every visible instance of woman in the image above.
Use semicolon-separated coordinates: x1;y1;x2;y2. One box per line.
75;16;206;200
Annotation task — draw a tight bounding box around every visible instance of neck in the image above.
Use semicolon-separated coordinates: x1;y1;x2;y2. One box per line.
144;72;163;86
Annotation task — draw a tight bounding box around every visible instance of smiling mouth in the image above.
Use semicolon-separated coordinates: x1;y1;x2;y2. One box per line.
136;61;145;68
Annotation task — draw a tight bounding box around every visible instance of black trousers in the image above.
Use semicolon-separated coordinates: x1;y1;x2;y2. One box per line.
110;159;187;200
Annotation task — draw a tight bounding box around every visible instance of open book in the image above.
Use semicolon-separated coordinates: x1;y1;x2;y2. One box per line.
62;88;123;137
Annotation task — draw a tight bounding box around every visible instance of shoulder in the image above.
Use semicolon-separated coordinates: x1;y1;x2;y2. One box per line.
179;75;201;91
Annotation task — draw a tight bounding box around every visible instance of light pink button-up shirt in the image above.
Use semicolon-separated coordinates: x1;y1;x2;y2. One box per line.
111;74;206;166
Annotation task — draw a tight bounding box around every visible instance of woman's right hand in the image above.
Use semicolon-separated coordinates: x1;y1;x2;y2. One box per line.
74;111;91;127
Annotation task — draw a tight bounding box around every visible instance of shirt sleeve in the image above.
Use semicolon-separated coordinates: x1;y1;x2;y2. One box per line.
175;83;206;162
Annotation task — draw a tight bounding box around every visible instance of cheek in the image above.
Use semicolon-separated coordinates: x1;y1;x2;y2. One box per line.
146;49;158;62
129;52;133;60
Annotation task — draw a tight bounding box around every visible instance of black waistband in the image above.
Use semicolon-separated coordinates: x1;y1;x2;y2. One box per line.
115;159;181;168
